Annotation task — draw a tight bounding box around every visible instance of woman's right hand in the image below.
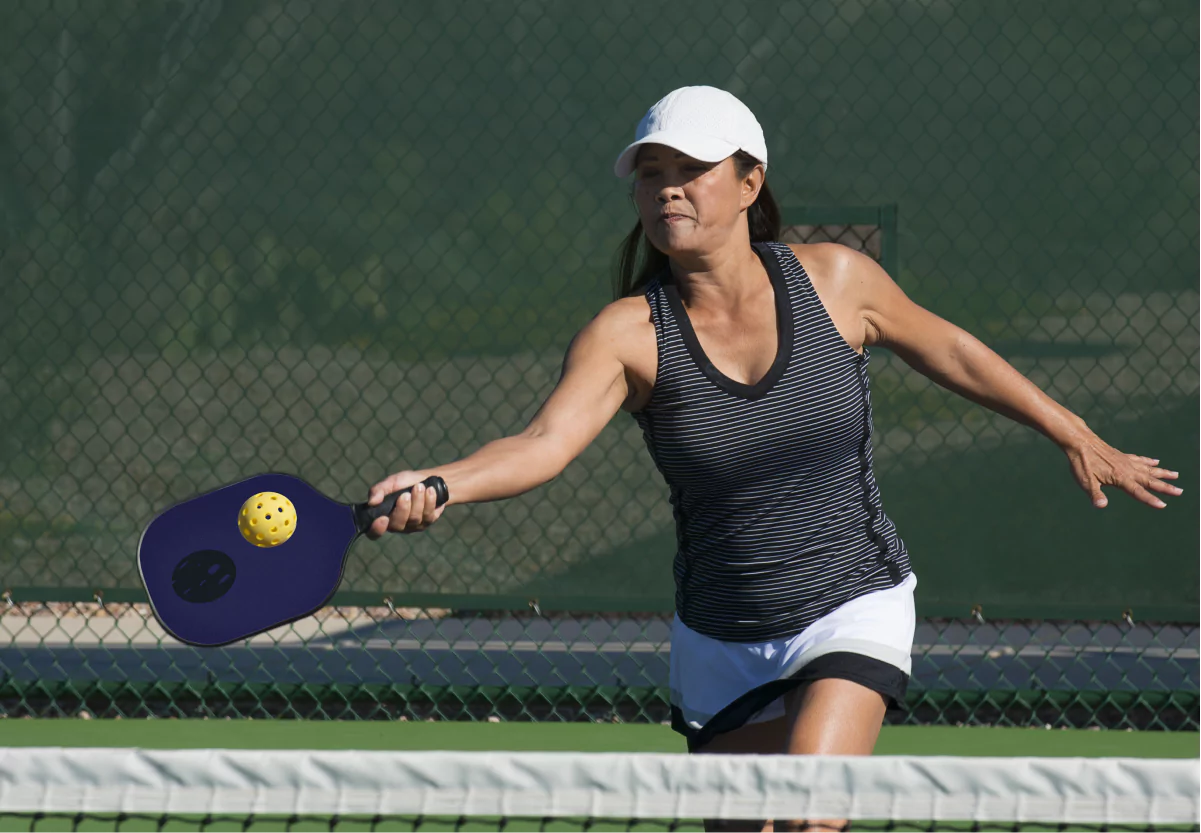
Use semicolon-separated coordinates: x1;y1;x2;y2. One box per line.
364;470;448;539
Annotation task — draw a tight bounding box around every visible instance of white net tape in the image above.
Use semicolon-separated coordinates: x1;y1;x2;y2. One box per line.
1;749;1197;825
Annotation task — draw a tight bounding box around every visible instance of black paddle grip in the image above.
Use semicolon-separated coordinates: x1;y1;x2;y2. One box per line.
355;475;449;534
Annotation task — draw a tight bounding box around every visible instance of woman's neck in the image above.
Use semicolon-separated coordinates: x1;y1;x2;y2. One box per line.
669;241;768;314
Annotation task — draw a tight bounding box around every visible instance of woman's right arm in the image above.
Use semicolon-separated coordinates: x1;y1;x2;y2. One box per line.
364;301;642;539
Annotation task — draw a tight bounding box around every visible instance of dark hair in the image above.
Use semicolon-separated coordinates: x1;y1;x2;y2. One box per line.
613;150;781;300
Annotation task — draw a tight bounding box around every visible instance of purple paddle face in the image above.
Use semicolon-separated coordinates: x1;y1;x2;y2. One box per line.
137;473;357;646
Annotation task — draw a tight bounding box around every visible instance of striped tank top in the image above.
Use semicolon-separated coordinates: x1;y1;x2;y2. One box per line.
631;242;911;643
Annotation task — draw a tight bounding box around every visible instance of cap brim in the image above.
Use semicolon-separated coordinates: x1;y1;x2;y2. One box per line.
613;131;740;177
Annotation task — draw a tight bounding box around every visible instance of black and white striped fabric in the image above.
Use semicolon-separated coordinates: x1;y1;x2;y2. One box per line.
632;242;911;643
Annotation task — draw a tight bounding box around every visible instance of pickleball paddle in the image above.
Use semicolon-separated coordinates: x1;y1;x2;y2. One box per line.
137;473;448;647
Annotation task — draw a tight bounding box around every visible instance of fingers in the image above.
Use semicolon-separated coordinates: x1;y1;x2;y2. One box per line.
365;515;390;541
389;487;416;533
1126;482;1166;509
1087;450;1183;510
1143;472;1181;492
1126;455;1180;481
1128;458;1184;506
1116;469;1181;509
387;481;441;534
367;471;419;507
1135;470;1182;507
366;471;447;536
1146;477;1184;496
421;483;442;526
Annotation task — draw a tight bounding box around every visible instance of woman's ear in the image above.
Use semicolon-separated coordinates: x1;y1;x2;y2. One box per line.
740;164;765;211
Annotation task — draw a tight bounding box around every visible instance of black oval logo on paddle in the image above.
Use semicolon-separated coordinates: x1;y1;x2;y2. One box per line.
172;549;236;603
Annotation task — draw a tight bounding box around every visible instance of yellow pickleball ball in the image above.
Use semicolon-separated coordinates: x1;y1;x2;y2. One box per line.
238;492;297;548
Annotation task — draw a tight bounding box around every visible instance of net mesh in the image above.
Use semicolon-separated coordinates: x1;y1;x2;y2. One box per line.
0;749;1196;832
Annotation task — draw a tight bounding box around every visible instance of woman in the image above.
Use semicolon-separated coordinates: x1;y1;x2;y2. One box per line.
365;86;1181;831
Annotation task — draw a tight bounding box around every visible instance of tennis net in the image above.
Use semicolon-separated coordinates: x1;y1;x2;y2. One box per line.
1;748;1196;831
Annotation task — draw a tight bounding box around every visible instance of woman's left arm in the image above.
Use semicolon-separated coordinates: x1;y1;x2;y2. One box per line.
845;249;1182;510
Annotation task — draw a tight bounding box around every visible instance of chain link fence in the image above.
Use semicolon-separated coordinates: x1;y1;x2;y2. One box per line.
1;1;1197;725
3;599;1196;730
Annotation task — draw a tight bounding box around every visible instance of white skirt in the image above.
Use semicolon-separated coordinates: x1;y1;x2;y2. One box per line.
670;572;918;741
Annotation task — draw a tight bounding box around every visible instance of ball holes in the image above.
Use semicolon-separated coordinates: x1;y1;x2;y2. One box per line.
284;520;290;526
265;514;272;519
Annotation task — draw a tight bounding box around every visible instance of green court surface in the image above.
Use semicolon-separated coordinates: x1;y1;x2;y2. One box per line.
2;719;1197;758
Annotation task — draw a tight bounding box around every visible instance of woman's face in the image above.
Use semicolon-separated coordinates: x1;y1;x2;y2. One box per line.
632;144;763;259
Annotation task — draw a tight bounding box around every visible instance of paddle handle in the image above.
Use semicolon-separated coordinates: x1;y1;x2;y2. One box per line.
354;475;449;534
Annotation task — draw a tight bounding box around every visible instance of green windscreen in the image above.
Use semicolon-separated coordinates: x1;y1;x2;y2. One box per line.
0;0;1196;620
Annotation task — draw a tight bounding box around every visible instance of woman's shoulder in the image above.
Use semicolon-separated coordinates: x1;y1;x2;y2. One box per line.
567;296;655;360
781;241;860;272
577;296;657;410
783;241;880;295
590;294;655;341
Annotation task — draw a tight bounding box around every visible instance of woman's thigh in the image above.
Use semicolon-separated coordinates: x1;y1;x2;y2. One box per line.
782;677;888;754
693;678;889;832
693;715;787;831
693;677;888;755
693;714;789;755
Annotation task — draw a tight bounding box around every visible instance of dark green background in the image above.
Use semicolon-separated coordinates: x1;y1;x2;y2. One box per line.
1;1;1196;619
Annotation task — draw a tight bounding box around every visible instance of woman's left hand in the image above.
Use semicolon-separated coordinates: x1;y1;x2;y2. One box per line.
1063;433;1182;509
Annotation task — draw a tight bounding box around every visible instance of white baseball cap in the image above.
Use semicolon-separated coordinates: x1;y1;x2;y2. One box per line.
613;86;768;178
